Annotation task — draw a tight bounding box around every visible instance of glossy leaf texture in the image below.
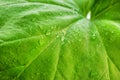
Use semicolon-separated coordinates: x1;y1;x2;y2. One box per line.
0;0;120;80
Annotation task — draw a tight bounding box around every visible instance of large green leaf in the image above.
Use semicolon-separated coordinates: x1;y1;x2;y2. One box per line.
0;0;120;80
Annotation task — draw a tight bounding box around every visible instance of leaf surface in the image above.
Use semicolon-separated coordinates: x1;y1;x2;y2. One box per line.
0;0;120;80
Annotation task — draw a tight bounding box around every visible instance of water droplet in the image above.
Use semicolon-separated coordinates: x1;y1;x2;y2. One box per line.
93;33;96;36
61;36;65;41
92;33;96;40
31;76;34;79
62;30;66;35
105;13;109;16
61;69;64;73
97;44;99;46
59;13;62;15
56;35;59;38
43;73;45;76
110;37;113;41
46;32;50;35
35;46;38;49
51;26;54;29
43;6;47;9
78;39;81;42
36;72;40;75
0;40;4;43
105;32;108;35
61;31;66;42
75;48;78;51
111;31;114;34
67;40;70;44
47;59;50;62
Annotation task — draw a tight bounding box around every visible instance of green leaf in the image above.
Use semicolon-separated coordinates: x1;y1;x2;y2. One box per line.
0;0;120;80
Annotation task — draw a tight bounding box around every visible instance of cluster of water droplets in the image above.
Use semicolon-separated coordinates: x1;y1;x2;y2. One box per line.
61;30;66;42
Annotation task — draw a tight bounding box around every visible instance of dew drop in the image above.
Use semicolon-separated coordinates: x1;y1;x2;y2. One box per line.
47;59;50;62
0;40;4;43
46;32;50;35
78;39;82;42
37;72;40;75
43;6;47;9
61;36;65;42
105;32;108;35
111;31;114;34
56;35;59;38
51;26;54;29
59;13;62;15
67;40;70;44
92;33;96;40
75;49;77;52
35;46;38;49
31;76;34;79
61;31;66;42
43;73;46;76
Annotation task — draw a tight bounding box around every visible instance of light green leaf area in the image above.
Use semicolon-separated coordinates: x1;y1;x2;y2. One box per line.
0;0;120;80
